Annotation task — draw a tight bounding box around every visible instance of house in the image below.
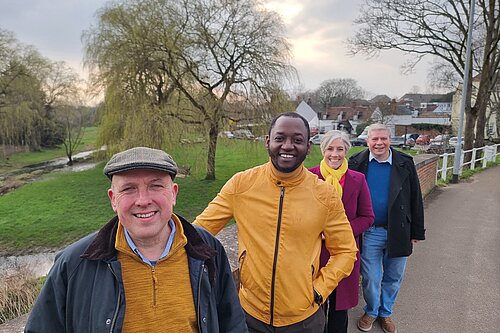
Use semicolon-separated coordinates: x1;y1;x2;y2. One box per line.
295;100;319;133
399;93;452;109
451;76;499;140
370;103;414;136
370;94;392;105
368;98;451;136
298;92;454;136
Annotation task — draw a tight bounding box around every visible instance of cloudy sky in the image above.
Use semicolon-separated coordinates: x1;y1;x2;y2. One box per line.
0;0;434;100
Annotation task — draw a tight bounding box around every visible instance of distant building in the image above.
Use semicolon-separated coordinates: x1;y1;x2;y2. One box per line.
296;92;455;136
451;76;499;139
325;101;374;134
295;100;319;133
398;93;453;115
370;95;392;105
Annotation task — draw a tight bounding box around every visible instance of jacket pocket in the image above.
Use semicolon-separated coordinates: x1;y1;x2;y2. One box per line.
401;214;411;228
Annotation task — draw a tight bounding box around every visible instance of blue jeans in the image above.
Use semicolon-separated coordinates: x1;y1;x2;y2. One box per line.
361;226;408;318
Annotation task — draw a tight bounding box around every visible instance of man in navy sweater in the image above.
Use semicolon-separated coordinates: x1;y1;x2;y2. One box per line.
349;124;425;333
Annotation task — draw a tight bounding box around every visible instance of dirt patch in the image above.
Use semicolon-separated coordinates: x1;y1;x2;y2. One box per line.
0;313;28;333
0;179;24;195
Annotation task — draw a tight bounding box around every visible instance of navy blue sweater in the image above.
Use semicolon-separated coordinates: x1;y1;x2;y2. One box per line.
366;159;392;225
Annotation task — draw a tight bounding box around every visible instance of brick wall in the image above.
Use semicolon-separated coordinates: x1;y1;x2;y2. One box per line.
413;154;439;197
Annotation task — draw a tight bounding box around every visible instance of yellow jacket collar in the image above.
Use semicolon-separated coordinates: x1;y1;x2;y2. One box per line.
266;160;306;187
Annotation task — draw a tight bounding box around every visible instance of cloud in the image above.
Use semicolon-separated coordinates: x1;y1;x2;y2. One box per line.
0;0;102;72
269;0;431;97
0;0;433;98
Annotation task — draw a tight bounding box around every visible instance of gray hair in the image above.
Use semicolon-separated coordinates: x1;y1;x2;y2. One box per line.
366;123;390;137
320;130;351;153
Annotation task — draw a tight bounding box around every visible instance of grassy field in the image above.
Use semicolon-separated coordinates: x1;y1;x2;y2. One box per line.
0;127;98;174
0;137;367;255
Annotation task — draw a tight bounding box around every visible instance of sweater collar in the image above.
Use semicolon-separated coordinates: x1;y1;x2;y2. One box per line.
266;160;306;187
369;148;393;164
81;214;216;262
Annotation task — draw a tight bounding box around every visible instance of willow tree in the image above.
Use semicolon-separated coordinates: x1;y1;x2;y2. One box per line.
1;29;81;154
348;0;500;153
84;0;295;179
0;30;46;151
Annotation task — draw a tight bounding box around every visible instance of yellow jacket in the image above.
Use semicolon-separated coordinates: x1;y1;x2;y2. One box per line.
194;162;357;327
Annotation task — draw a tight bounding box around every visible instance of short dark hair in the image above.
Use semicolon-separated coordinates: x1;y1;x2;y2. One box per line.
268;112;310;141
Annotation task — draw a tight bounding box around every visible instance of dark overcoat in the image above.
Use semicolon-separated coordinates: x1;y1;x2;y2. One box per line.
348;148;425;257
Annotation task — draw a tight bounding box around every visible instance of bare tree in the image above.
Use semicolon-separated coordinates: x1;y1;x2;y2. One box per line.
315;78;365;109
56;105;85;165
84;0;296;179
348;0;500;155
40;61;80;112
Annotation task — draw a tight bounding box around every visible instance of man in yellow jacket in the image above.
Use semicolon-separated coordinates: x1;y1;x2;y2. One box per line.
194;112;357;332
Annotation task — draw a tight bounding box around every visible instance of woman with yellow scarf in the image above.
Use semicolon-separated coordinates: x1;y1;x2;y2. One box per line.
309;130;374;333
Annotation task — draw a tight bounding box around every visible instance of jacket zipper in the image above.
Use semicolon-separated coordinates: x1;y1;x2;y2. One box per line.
238;251;247;291
270;185;285;325
107;263;121;333
151;266;158;306
197;264;205;332
311;265;315;305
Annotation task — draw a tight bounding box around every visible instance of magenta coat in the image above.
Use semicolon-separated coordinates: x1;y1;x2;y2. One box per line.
308;166;374;310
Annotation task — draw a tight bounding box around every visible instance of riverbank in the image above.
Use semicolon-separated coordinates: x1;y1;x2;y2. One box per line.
0;148;103;196
0;252;57;279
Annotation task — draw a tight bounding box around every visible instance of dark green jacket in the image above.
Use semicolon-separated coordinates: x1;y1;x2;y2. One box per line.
25;214;247;333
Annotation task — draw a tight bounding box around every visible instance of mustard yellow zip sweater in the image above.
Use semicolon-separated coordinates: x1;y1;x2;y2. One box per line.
116;217;198;333
194;162;357;327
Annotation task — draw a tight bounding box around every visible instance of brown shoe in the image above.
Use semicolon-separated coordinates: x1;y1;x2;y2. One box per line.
378;316;397;333
357;313;376;331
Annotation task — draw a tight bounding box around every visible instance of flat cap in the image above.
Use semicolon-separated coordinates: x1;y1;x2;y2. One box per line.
104;147;177;180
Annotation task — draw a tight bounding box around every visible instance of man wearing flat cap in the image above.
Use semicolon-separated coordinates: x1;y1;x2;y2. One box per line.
25;147;248;333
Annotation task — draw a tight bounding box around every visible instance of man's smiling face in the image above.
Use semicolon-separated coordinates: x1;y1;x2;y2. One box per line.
367;128;391;161
108;169;178;246
266;116;311;173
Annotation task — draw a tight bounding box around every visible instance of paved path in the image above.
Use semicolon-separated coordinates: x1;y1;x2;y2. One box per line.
348;165;500;333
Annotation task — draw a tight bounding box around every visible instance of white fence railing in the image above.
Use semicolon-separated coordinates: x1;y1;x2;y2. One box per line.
436;144;500;181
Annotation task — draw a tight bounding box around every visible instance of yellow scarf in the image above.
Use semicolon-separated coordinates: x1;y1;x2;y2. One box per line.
320;158;348;198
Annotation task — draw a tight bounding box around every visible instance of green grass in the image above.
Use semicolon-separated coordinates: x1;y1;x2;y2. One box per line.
0;127;98;174
0;139;359;254
0;165;113;255
0;134;421;255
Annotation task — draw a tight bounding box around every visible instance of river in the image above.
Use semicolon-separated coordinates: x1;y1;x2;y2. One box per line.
1;147;106;278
